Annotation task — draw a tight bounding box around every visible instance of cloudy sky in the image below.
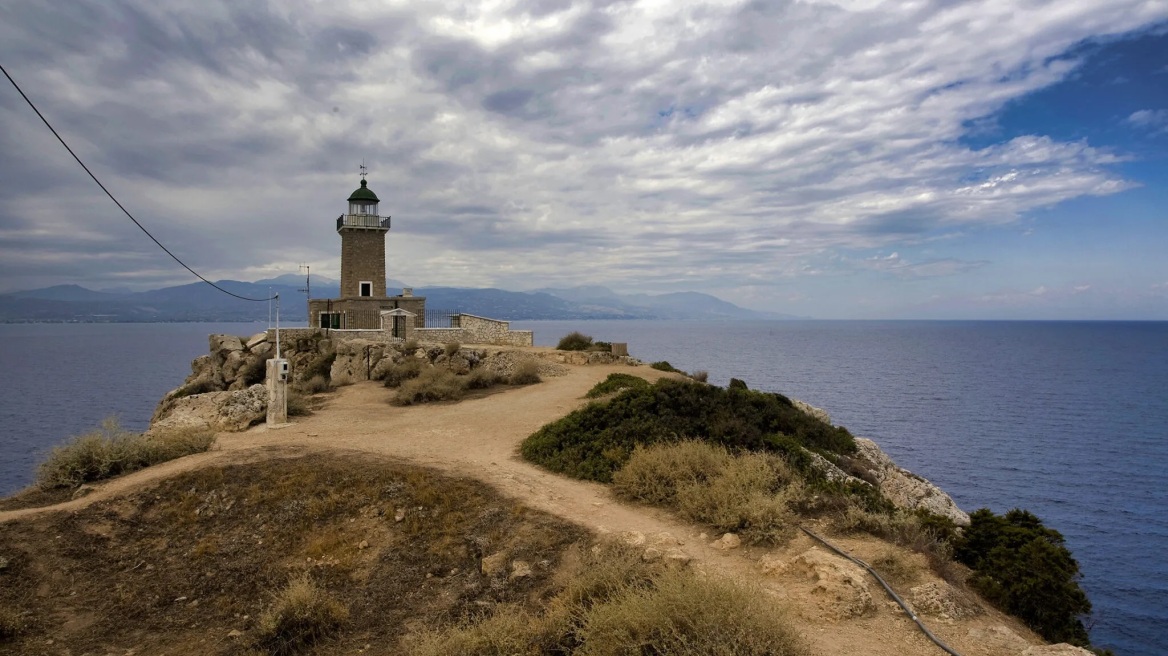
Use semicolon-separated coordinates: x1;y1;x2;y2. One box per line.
1;0;1166;319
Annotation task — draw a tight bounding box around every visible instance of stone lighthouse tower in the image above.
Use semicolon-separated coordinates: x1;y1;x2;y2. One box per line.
339;172;389;299
307;168;425;331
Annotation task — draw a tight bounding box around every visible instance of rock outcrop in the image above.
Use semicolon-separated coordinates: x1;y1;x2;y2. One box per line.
761;548;875;620
148;384;267;436
854;438;970;526
909;581;982;620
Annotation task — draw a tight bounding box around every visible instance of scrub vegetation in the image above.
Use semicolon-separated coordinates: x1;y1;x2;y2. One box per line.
522;375;1102;649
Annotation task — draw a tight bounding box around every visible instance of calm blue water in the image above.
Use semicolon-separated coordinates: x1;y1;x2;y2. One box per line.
1;320;1165;654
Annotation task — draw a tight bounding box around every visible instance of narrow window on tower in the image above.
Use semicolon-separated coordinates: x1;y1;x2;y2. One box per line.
360;281;372;297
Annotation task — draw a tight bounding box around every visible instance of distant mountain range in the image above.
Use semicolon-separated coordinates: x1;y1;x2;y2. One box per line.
0;278;799;322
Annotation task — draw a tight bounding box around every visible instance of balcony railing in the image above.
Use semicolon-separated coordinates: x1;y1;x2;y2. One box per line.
337;214;391;231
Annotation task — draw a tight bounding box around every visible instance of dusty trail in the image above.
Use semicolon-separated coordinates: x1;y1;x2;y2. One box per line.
0;362;1042;656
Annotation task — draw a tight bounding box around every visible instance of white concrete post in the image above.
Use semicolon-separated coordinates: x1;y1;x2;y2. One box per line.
266;358;288;425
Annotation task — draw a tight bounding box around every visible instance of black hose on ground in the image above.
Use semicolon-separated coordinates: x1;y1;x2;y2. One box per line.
798;525;964;656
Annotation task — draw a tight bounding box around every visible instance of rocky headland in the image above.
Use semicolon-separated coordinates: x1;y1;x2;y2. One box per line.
0;334;1098;656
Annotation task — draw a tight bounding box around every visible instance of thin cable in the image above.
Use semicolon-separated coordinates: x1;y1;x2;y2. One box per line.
799;526;964;656
1;63;275;303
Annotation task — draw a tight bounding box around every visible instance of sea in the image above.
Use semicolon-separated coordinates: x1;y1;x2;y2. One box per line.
0;320;1164;655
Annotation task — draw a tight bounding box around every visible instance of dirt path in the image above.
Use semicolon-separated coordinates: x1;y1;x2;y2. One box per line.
0;363;1042;656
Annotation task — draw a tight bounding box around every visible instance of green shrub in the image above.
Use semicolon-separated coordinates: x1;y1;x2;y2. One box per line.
956;508;1092;645
381;358;424;388
509;360;542;385
393;368;466;406
649;361;681;373
254;574;347;656
592;341;613;352
586;373;651;398
728;378;749;390
521;378;855;483
557;331;594;351
36;419;215;490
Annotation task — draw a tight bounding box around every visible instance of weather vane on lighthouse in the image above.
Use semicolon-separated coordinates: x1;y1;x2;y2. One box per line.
359;161;367;181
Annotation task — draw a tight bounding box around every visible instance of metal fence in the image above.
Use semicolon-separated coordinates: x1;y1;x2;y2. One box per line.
424;309;461;328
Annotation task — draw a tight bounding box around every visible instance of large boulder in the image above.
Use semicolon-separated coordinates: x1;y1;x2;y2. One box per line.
761;548;875;619
854;437;970;526
148;384;267;435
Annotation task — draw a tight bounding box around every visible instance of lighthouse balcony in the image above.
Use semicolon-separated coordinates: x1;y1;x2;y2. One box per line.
337;214;391;231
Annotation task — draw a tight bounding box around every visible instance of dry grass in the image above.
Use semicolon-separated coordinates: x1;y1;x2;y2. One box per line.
688;370;709;383
253;574;348;655
380;358;424;387
393;368;466;406
286;389;312;417
870;550;923;588
35;418;215;490
464;368;502;390
612;441;731;506
443;342;461;357
829;501;965;586
577;567;807;656
409;540;808;656
0;605;25;641
0;455;587;654
295;374;330;395
508;360;542;385
614;442;799;545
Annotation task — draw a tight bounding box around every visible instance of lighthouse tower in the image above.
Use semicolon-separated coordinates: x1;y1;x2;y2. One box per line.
338;170;390;299
307;167;425;331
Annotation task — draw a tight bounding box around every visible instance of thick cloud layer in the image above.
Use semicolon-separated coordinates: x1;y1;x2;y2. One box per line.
1;0;1165;316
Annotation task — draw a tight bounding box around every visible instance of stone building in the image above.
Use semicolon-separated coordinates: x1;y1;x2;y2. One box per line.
307;175;425;334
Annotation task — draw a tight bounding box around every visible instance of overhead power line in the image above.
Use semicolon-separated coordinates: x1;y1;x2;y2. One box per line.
0;63;275;303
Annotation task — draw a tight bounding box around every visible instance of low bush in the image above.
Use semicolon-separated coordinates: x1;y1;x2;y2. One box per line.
300;351;336;383
649;361;681;373
381;358;424;388
286;389;311;417
296;374;330;395
955;508;1092;646
508;360;542;385
464;368;502;390
36;419;215;490
592;341;613;353
615;442;798;545
240;356;269;386
689;370;709;383
556;331;594;351
393;368;466;406
443;342;460;357
576;567;807;656
254;574;348;656
173;378;218;399
408;540;808;656
521;378;855;483
399;339;420;354
585;373;650;398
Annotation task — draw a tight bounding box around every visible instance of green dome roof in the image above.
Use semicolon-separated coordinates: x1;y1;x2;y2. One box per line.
347;179;380;203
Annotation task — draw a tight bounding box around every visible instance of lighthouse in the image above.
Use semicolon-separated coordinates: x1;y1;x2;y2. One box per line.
307;167;425;332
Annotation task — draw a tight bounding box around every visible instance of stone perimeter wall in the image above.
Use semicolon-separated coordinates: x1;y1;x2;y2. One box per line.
267;313;533;347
